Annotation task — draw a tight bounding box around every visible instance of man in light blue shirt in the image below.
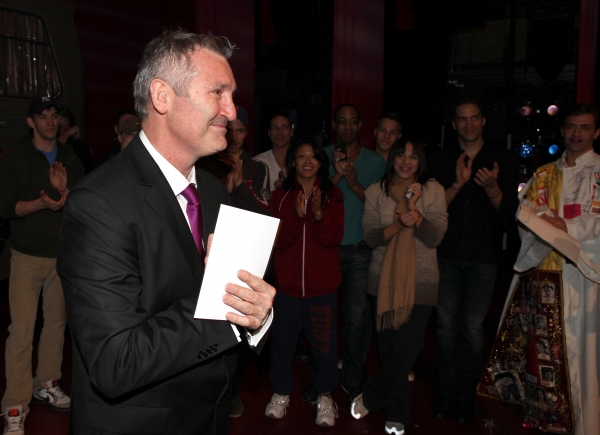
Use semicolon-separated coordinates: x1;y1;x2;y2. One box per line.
324;103;385;399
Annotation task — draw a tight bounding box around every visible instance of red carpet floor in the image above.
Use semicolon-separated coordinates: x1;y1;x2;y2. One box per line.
0;276;544;435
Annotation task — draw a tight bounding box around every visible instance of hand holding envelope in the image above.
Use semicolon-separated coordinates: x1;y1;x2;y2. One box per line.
195;205;280;330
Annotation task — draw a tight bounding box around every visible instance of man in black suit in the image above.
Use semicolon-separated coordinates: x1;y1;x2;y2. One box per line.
57;31;275;435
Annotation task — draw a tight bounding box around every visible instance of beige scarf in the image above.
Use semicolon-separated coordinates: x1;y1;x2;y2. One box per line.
376;178;417;331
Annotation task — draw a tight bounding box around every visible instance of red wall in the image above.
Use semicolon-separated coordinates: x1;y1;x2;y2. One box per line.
74;0;255;158
73;1;161;160
332;0;384;149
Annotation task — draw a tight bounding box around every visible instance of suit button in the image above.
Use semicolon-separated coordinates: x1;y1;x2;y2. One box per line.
197;351;207;359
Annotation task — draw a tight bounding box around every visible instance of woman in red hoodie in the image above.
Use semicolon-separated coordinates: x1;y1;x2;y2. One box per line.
264;137;344;427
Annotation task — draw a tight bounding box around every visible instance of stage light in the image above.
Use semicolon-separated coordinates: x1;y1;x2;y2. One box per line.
548;144;559;155
520;104;533;117
518;183;526;192
547;105;559;116
519;142;534;158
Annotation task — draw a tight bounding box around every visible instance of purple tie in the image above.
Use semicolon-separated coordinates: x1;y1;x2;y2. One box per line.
180;184;204;258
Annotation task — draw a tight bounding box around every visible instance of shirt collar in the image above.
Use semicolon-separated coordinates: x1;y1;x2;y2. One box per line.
558;148;596;168
139;130;196;195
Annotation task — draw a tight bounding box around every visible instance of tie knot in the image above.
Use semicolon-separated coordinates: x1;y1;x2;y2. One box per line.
180;183;200;206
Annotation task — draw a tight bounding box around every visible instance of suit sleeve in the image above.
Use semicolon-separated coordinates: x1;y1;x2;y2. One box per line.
57;187;238;399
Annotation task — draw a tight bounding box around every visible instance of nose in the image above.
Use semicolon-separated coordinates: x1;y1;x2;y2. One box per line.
222;95;237;122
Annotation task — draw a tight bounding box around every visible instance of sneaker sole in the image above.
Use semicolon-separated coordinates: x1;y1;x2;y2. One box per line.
32;395;70;411
317;420;335;427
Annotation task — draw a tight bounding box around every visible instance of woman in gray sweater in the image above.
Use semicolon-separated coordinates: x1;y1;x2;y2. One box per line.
351;139;448;435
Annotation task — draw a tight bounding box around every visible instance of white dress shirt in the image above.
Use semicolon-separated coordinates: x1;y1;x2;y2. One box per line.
139;130;271;346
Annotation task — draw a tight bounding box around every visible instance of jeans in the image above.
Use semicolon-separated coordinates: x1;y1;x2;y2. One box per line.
363;301;432;425
434;257;497;403
339;242;372;388
2;249;67;413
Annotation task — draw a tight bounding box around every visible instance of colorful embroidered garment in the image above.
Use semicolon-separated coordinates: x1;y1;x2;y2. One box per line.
479;150;600;435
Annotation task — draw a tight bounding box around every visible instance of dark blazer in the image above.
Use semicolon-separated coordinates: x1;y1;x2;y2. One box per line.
58;136;252;435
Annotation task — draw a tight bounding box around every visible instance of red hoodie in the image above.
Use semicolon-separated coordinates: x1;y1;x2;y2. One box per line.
269;178;344;298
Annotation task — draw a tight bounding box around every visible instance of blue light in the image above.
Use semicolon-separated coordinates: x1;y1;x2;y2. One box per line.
519;143;534;158
548;144;559;155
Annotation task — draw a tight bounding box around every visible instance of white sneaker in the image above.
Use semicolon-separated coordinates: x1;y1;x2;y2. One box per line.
3;406;25;435
385;421;405;434
315;394;338;427
33;380;70;410
350;393;369;419
265;394;289;419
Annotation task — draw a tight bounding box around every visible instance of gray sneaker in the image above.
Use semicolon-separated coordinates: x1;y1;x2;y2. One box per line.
33;380;70;411
385;421;405;434
315;394;338;427
3;406;25;435
350;393;369;419
265;394;289;419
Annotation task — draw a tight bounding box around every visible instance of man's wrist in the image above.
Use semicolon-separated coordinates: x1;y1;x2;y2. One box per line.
451;182;463;190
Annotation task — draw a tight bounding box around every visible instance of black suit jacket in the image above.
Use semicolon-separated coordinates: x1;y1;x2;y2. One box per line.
58;136;252;435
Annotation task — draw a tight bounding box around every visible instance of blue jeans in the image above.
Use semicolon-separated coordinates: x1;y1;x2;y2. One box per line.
435;257;497;403
339;242;372;388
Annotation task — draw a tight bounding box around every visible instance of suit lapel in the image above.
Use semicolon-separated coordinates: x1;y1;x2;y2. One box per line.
126;138;204;288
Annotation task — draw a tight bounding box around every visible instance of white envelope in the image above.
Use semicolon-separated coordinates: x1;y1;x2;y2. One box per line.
194;204;280;320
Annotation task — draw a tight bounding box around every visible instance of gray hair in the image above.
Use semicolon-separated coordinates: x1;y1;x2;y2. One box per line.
133;30;235;120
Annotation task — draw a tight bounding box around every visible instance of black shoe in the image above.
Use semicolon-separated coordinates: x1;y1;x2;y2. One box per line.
432;395;452;420
294;341;310;363
302;384;318;404
453;400;474;425
341;383;362;401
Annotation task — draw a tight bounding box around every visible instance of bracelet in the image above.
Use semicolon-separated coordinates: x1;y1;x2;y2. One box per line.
488;191;501;199
485;185;498;193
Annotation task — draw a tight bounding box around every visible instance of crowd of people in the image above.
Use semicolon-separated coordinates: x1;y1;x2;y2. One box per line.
0;29;599;435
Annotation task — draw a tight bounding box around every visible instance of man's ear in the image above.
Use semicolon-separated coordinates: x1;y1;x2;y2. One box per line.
594;128;600;141
26;117;35;129
149;78;170;115
114;125;119;135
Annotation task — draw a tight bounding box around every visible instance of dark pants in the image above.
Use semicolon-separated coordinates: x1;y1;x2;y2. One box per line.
434;257;497;403
339;242;372;388
363;300;432;425
269;292;338;395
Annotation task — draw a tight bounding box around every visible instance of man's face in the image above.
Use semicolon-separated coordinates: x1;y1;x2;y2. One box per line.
226;119;248;154
375;118;401;153
59;116;70;134
333;106;361;146
561;113;600;158
27;107;59;142
115;114;137;136
452;103;486;144
268;116;293;149
165;48;236;159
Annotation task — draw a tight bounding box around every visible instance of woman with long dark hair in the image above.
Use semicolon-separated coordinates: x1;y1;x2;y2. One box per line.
351;139;448;434
265;137;344;427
